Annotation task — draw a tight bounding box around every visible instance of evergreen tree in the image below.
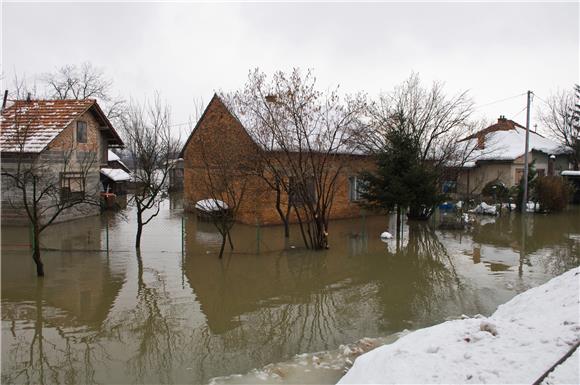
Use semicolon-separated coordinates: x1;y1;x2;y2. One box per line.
359;116;443;236
516;160;538;212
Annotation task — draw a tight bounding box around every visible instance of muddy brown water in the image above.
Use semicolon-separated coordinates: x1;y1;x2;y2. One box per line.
2;196;579;384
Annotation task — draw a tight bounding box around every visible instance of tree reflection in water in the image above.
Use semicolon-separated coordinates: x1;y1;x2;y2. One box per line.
1;280;113;385
2;206;578;384
371;222;466;331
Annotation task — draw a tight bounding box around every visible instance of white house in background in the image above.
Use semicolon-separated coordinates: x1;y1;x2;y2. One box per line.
456;116;570;196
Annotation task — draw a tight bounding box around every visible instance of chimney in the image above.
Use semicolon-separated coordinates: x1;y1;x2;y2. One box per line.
26;92;32;102
548;154;555;176
477;134;485;149
1;90;7;111
498;115;506;123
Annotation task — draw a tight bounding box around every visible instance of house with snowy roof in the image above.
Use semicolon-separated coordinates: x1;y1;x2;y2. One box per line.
1;98;124;223
180;94;373;225
456;116;570;196
100;149;131;196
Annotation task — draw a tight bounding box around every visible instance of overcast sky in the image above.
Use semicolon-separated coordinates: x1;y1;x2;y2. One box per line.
2;1;578;138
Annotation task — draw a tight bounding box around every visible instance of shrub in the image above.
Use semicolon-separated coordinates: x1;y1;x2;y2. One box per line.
482;180;510;202
535;176;570;212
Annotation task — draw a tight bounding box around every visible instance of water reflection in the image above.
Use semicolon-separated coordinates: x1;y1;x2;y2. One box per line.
2;199;579;384
1;250;126;384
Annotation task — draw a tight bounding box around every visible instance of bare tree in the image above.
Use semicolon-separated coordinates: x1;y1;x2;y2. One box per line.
1;102;99;276
40;62;127;123
539;85;580;170
122;94;181;249
364;73;475;168
225;68;366;250
194;135;250;258
9;72;39;100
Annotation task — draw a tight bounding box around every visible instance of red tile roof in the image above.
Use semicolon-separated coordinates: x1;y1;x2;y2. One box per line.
460;116;526;142
1;99;123;153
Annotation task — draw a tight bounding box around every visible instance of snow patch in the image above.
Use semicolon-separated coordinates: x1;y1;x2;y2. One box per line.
339;267;580;384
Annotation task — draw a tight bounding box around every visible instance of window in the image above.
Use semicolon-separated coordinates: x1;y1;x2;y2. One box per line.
76;121;87;143
442;180;457;193
61;172;85;202
349;176;366;202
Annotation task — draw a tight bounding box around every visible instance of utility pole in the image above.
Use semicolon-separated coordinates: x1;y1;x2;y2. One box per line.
522;90;532;212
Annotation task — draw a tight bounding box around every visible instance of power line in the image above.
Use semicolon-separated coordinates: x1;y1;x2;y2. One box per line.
510;105;528;121
531;92;550;106
474;92;527;110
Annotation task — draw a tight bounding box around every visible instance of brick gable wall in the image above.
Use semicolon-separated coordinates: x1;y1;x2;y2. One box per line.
182;97;376;225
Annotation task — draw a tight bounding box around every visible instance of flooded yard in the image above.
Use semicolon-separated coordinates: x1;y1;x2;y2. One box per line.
2;195;579;384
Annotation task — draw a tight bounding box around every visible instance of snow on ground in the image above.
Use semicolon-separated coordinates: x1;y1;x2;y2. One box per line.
339;267;580;384
542;349;580;385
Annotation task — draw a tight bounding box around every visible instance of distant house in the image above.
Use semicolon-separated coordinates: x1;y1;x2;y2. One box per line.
1;99;124;224
456;116;570;196
100;149;131;196
168;158;184;192
180;94;373;225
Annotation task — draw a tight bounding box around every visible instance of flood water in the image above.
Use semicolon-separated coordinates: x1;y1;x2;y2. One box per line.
2;195;579;384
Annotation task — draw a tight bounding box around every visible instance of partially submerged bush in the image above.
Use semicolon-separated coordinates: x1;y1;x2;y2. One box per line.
481;180;510;202
536;176;570;212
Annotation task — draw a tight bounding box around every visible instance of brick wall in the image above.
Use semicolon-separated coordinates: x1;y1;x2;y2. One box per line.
182;96;375;225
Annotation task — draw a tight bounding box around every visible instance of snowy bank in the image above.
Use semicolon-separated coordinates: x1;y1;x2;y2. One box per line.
339;267;580;384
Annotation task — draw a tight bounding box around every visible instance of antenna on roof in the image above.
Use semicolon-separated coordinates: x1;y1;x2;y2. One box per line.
1;90;7;111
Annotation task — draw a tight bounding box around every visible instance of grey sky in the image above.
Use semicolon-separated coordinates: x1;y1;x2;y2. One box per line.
2;1;578;138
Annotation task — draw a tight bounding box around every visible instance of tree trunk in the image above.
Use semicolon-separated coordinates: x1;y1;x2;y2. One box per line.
136;209;143;249
396;206;402;241
218;233;226;259
294;205;310;249
32;225;44;277
274;187;291;239
227;230;234;250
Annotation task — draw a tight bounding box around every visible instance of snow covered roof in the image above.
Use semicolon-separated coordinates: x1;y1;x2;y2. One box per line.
108;149;120;161
461;117;567;163
1;99;123;153
194;199;229;212
222;95;367;156
100;167;131;182
107;149;131;172
561;170;580;176
180;94;367;158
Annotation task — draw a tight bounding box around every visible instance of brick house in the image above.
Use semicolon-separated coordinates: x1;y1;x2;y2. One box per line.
456;116;570;196
180;94;374;225
1;99;124;224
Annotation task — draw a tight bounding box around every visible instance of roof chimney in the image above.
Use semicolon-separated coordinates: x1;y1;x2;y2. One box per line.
498;115;506;122
1;90;7;111
26;92;32;102
477;134;485;150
